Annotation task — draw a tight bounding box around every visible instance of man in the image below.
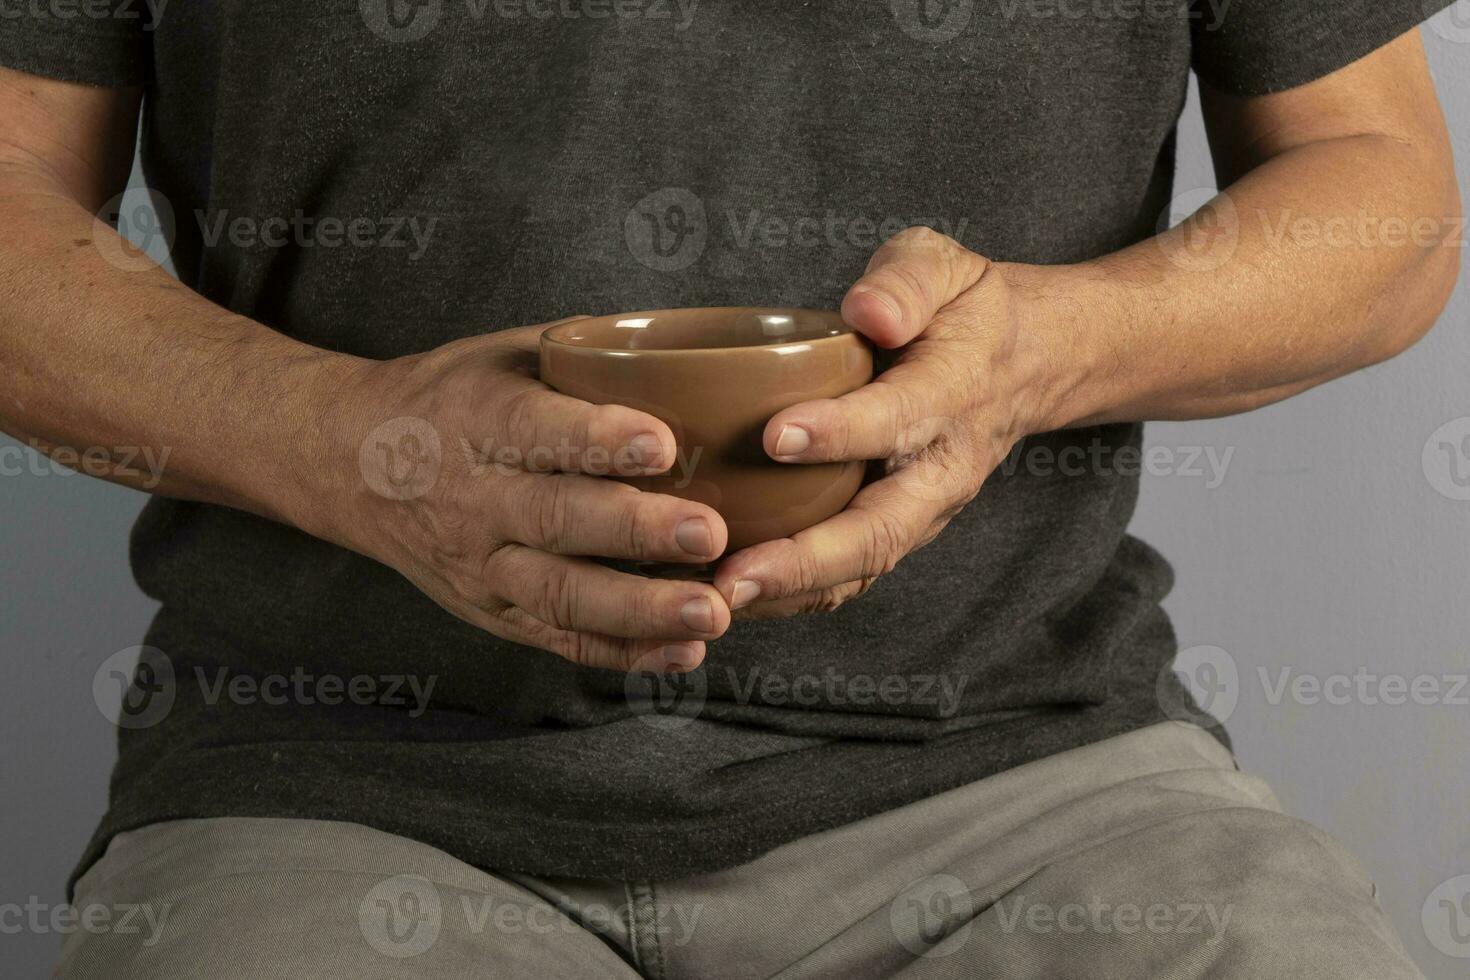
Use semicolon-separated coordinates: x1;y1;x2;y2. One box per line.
1;1;1460;976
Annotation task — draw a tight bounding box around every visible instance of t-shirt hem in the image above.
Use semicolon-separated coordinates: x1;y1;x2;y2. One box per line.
67;699;1219;902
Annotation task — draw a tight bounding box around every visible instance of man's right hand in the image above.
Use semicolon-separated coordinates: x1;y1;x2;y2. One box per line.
330;320;731;673
0;71;728;672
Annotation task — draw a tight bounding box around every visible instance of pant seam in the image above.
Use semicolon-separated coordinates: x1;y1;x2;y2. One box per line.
626;880;666;980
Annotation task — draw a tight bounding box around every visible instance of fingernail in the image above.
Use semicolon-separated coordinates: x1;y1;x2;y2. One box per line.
680;597;714;633
774;425;811;457
657;643;703;672
730;579;760;609
627;433;665;470
675;517;713;557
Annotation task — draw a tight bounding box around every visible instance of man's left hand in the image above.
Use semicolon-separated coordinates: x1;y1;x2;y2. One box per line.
714;226;1059;618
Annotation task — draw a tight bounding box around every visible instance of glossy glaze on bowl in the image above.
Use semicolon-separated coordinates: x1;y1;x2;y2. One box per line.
540;308;874;553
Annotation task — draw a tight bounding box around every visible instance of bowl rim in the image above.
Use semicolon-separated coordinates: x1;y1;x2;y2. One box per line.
539;307;864;355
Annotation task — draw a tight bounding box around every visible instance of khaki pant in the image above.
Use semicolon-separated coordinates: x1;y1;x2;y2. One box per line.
55;722;1424;979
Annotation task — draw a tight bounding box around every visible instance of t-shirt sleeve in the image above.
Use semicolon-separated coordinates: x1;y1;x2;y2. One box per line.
1190;0;1458;96
0;1;151;87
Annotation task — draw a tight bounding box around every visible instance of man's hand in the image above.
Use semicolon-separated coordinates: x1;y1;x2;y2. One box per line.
713;228;1053;617
332;320;732;672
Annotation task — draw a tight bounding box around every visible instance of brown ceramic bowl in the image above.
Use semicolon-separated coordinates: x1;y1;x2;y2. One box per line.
539;308;874;556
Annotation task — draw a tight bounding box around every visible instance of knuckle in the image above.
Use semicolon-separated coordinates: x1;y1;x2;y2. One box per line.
469;541;517;608
619;582;658;634
789;546;826;595
497;387;541;451
536;561;579;630
553;630;602;669
883;259;936;311
617;497;652;558
528;478;574;552
894;224;944;249
810;587;849;614
861;512;910;577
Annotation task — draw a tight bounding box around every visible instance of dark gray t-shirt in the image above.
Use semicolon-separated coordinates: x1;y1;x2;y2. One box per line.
1;0;1449;891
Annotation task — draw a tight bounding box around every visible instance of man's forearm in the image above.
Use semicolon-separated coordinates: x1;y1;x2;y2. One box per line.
1013;132;1462;431
0;163;365;537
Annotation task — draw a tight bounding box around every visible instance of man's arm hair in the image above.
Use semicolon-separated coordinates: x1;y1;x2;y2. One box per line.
0;68;367;540
1013;31;1462;428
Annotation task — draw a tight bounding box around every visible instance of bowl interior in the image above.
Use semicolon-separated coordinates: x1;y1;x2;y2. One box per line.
545;308;847;352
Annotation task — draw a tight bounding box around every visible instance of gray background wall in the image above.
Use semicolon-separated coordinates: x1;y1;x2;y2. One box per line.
3;14;1468;978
